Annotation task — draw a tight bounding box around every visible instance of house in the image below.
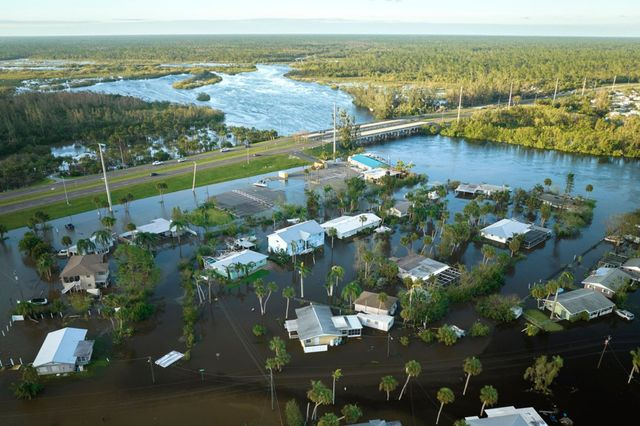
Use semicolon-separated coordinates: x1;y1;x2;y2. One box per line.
33;327;94;375
543;288;615;321
59;254;109;296
285;304;362;353
622;258;640;274
362;168;401;183
320;214;382;239
480;218;552;249
268;220;325;256
538;192;582;211
394;254;461;286
203;249;268;280
353;291;399;316
348;153;389;171
455;183;509;197
119;218;196;243
357;312;395;331
68;234;114;256
388;200;412;218
582;267;633;298
465;406;547;426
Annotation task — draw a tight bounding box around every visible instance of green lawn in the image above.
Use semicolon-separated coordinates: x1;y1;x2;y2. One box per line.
0;154;308;230
524;309;564;332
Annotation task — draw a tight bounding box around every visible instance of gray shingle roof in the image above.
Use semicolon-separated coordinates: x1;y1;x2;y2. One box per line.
554;289;615;314
294;305;341;341
582;268;632;292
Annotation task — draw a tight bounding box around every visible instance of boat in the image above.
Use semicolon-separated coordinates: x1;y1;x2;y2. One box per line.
253;179;268;188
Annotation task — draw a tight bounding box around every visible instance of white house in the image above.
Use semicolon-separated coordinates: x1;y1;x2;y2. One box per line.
357;312;395;332
59;254;109;296
285;304;362;353
33;328;94;375
543;288;615;321
362;168;401;183
268;220;325;256
582;267;633;299
480;218;551;249
395;254;461;286
465;406;547;426
119;218;196;242
455;183;509;197
320;214;382;239
203;249;268;280
353;291;398;316
68;234;114;256
621;258;640;274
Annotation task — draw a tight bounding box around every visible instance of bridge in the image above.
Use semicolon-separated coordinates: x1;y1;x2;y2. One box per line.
303;118;434;145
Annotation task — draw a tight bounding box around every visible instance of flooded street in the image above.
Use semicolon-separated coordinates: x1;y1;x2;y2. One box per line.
1;135;639;425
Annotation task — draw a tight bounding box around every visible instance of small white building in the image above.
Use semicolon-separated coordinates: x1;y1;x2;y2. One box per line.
357;312;395;332
33;327;94;375
203;249;268;280
362;168;401;183
465;406;547;426
480;218;552;248
285;304;362;353
582;267;633;299
321;214;382;239
353;291;398;316
59;254;109;296
268;220;325;256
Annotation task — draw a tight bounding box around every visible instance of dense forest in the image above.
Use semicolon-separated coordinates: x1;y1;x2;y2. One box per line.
0;91;224;190
439;96;640;158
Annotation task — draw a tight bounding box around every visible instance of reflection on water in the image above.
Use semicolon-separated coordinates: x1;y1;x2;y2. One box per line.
71;64;372;135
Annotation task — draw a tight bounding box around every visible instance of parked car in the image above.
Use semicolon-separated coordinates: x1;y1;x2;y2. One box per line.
152;160;164;166
64;223;75;231
29;298;48;306
57;249;70;258
177;157;186;163
220;147;231;152
615;309;635;321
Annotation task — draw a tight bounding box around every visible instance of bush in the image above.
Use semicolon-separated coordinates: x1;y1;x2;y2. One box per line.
252;324;266;337
285;399;304;426
12;366;43;400
418;329;435;343
196;92;211;101
436;325;459;346
399;336;410;346
476;294;520;323
469;321;490;337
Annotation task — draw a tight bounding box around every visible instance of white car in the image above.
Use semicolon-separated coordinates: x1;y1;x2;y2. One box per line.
177;158;186;163
615;309;635;321
152;161;164;166
220;147;231;152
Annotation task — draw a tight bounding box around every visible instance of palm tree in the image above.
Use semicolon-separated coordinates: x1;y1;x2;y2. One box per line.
628;348;640;384
254;279;267;315
327;227;338;249
331;369;342;405
307;380;332;420
171;218;190;256
92;229;112;250
36;254;55;280
436;387;455;424
421;235;433;255
544;178;552;189
479;385;498;417
263;281;278;315
296;261;310;299
338;404;362;424
134;231;158;252
100;215;116;230
530;284;547;310
282;286;295;319
379;375;398;401
341;281;362;306
586;184;594;193
61;235;72;249
481;244;495;264
362;250;375;280
327;265;345;297
377;292;388;310
76;238;96;255
462;357;482;396
400;235;412;255
156;182;168;203
398;360;421;400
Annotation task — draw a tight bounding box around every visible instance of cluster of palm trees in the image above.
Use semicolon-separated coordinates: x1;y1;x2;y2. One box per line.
305;370;363;425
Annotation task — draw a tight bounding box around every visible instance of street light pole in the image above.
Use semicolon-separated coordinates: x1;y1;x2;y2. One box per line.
147;356;156;384
61;175;70;206
192;161;197;193
97;144;113;213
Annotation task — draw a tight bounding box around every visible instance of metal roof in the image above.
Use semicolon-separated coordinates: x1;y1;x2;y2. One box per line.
320;214;381;235
33;327;88;367
623;258;640;269
270;220;324;244
582;268;633;292
204;249;267;270
155;350;185;368
293;305;342;341
396;255;450;279
466;406;548;426
481;219;531;240
553;289;615;314
73;340;94;358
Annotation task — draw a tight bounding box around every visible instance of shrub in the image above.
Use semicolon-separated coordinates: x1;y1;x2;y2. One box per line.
285;399;304;426
476;294;519;323
436;325;459;346
418;329;435;343
399;336;410;346
252;324;266;337
469;321;490;337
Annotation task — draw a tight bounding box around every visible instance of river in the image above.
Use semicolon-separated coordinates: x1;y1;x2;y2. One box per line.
1;133;639;424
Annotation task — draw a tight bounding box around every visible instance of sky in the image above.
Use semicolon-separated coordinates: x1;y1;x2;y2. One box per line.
1;0;639;36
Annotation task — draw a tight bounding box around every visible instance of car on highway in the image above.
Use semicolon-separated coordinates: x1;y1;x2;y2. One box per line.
177;157;186;163
150;172;159;177
615;309;635;321
152;160;164;166
220;147;231;152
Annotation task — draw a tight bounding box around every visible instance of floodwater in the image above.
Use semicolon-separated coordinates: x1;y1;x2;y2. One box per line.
69;64;372;135
1;135;639;425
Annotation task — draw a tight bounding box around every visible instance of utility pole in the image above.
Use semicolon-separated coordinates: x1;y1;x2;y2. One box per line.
581;77;587;97
387;334;392;358
507;82;513;108
192;161;197;193
611;75;617;91
97;143;113;213
552;78;559;102
332;103;337;162
269;367;275;410
199;368;205;382
597;335;611;369
147;356;156;384
61;175;70;206
456;86;463;123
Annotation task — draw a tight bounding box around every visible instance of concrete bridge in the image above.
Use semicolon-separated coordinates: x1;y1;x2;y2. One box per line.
303;118;434;145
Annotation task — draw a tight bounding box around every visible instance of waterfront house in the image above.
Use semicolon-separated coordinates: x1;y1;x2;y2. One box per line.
388;200;412;218
285;304;362;353
203;249;268;280
621;258;640;274
543;288;615;321
348;153;389;171
320;214;382;239
353;291;398;316
582;267;633;298
356;312;395;332
480;218;552;249
465;406;548;426
33;327;94;375
118;218;196;243
394;254;461;286
59;254;109;296
267;220;325;256
68;234;114;256
362;168;401;183
455;183;509;197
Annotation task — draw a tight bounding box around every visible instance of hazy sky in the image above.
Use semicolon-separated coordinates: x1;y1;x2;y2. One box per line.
2;0;639;36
